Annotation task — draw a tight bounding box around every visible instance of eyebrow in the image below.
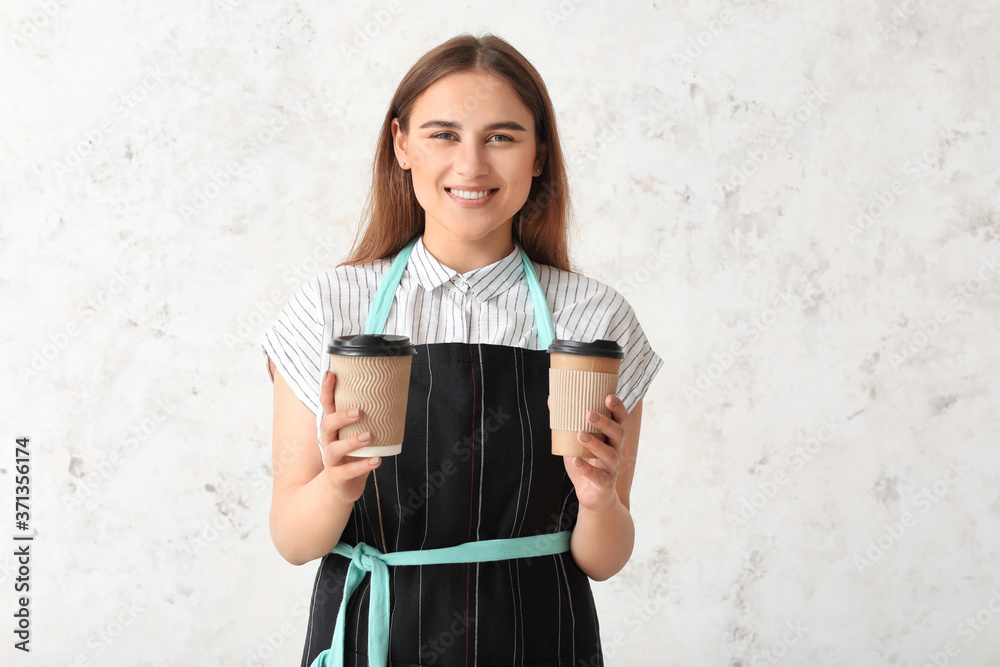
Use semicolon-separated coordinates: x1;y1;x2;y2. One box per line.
417;120;529;132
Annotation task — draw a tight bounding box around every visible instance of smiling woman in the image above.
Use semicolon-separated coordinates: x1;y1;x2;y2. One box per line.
260;32;663;667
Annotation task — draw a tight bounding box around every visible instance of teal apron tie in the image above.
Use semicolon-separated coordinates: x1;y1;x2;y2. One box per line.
314;234;567;667
311;532;572;667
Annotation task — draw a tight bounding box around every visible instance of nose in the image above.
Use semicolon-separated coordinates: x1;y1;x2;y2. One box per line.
454;139;489;179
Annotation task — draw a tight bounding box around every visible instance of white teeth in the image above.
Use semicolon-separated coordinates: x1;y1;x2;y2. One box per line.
448;188;494;200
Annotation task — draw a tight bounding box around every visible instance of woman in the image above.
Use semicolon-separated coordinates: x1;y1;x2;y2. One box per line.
262;33;663;667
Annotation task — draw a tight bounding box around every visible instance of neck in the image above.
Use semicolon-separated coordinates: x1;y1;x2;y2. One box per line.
421;224;516;274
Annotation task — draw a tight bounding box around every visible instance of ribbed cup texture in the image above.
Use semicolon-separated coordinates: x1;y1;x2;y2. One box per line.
329;355;412;451
548;369;619;432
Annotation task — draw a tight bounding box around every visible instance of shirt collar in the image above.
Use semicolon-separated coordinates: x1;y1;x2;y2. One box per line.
408;234;525;301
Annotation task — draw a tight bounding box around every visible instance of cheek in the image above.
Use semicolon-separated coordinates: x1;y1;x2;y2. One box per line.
410;179;442;210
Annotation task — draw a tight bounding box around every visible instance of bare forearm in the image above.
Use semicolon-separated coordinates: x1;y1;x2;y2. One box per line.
570;498;635;581
269;473;354;566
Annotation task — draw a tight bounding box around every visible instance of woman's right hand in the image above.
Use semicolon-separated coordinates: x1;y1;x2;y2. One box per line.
318;370;381;505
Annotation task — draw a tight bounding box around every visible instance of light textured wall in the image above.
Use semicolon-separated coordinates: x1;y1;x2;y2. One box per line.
2;0;998;665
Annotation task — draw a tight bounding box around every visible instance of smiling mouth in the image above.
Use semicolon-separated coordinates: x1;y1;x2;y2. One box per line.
446;187;499;200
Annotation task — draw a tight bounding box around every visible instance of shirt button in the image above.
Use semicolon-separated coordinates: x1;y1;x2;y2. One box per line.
452;277;469;293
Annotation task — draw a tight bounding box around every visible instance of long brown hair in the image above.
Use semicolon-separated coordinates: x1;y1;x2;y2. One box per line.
338;32;577;274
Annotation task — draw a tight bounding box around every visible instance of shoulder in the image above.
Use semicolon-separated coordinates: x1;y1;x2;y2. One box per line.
534;263;634;330
535;263;662;414
306;256;395;334
307;256;396;302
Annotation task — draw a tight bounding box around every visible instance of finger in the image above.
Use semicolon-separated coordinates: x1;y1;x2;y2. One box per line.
604;393;628;423
576;433;619;471
583;410;624;451
331;454;382;480
324;430;374;464
319;405;362;447
319;370;336;416
564;455;614;487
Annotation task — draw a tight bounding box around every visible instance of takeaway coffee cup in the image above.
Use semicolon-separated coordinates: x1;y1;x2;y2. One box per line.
327;334;417;457
548;339;624;458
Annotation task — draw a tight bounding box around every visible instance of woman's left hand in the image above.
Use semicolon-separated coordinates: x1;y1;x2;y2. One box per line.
549;393;629;512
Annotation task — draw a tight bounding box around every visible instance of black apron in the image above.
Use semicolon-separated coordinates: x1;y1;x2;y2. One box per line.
301;240;603;667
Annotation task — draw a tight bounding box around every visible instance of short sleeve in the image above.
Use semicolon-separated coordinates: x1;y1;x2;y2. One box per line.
260;276;326;418
606;293;664;414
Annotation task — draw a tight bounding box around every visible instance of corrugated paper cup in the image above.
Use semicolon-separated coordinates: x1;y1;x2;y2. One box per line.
327;334;416;457
548;339;624;458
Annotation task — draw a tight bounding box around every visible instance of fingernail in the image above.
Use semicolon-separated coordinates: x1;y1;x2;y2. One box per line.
348;407;360;418
573;457;585;467
588;410;600;423
359;431;371;442
609;396;618;406
579;431;592;442
369;456;380;466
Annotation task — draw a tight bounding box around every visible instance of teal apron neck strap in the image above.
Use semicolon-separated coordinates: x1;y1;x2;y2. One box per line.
363;236;554;351
363;237;418;337
518;243;555;351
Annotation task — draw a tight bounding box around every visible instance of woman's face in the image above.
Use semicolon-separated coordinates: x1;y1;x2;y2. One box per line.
392;70;543;247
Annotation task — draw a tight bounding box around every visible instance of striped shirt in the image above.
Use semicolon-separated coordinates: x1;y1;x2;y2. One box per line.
261;234;663;430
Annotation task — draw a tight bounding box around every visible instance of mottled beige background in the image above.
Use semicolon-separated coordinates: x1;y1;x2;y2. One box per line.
2;0;998;665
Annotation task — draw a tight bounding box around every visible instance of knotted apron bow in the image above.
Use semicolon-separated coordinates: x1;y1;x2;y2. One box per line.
311;532;573;667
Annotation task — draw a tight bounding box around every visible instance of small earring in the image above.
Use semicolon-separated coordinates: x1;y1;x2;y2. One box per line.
401;162;407;168
535;168;540;174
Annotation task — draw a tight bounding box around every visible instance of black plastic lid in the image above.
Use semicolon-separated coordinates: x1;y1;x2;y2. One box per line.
547;338;624;359
327;334;417;357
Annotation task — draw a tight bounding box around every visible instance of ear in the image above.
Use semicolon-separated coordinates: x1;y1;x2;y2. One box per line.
391;118;409;168
534;142;547;174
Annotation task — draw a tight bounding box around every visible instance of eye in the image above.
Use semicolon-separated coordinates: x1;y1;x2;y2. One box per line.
487;134;514;143
430;132;457;140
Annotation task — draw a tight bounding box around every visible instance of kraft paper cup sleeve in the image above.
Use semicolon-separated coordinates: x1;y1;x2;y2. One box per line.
548;368;619;433
330;355;411;453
